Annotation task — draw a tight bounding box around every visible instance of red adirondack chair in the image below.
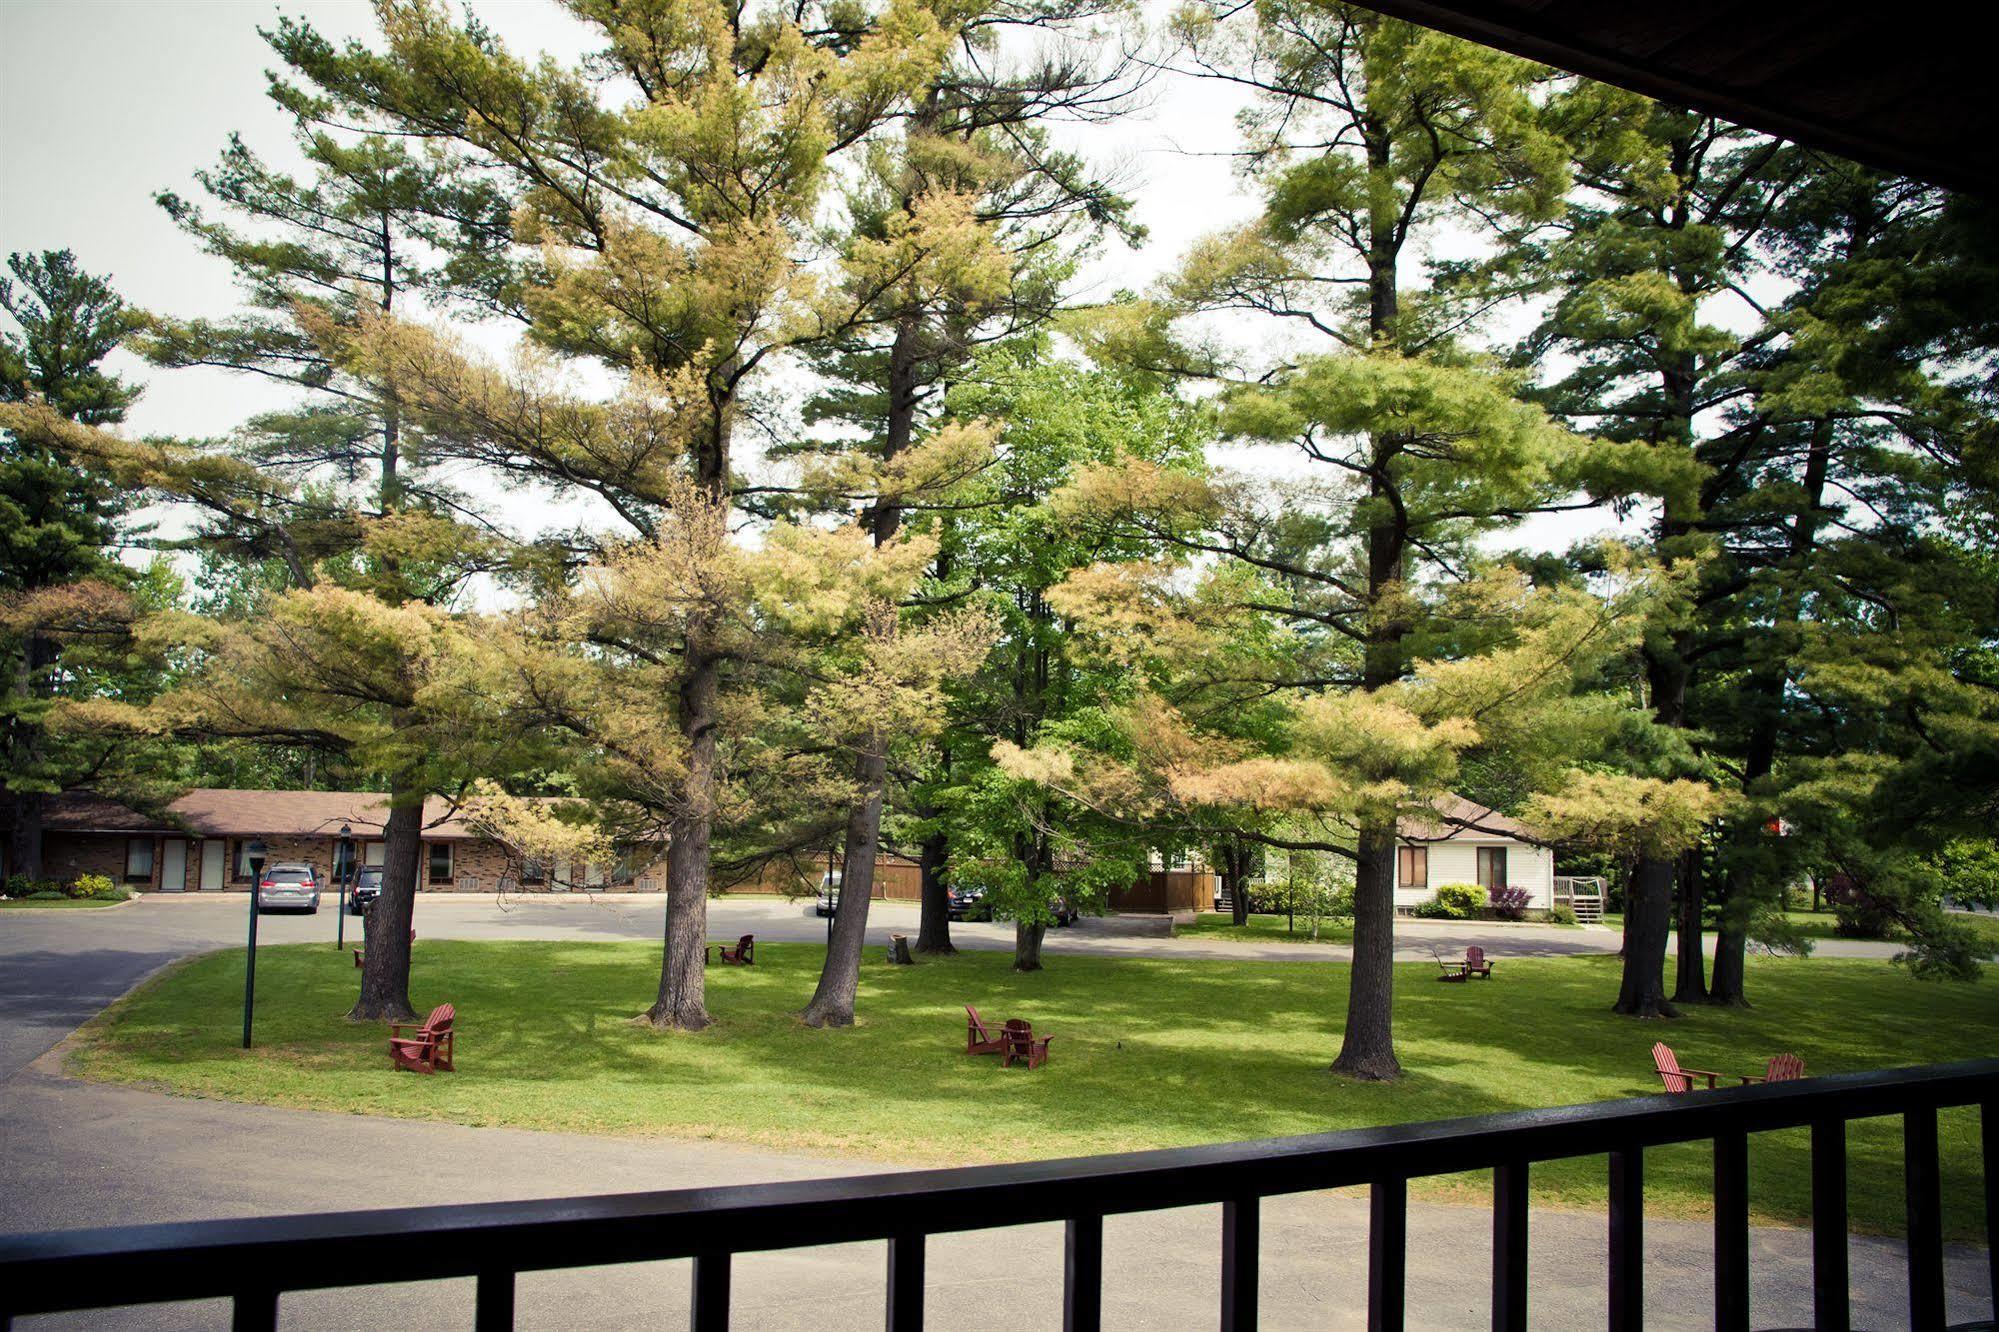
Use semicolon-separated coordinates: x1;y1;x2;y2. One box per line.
1437;944;1495;982
1652;1041;1723;1093
355;927;415;969
965;1005;1006;1056
389;1002;455;1075
1002;1019;1052;1070
715;934;754;966
1745;1053;1806;1084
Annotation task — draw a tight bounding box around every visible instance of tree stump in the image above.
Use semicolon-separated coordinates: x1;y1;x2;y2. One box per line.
887;934;913;966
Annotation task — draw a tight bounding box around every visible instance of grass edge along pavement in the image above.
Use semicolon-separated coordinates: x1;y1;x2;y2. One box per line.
65;940;1998;1241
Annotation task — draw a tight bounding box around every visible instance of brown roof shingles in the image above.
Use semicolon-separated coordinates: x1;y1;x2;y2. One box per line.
1398;795;1537;844
164;790;481;840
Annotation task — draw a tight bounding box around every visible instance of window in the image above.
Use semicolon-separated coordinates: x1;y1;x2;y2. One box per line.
1396;845;1427;889
522;856;546;886
232;840;265;880
1477;846;1509;889
363;841;385;867
332;840;358;886
124;838;155;884
427;841;453;885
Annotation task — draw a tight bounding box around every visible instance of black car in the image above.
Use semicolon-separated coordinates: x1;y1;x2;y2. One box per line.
347;866;383;915
946;884;991;921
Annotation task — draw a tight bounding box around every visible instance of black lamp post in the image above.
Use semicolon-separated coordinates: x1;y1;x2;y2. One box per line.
335;822;353;950
241;840;267;1049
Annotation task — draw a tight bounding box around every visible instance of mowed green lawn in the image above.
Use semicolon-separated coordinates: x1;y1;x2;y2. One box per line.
1175;911;1354;944
71;942;1997;1238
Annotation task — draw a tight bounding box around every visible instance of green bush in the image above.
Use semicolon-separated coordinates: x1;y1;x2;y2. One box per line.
1547;904;1578;926
67;873;119;900
26;889;67;900
1427;882;1486;920
5;874;61;899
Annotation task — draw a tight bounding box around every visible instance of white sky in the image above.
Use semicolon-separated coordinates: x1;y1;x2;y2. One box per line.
0;0;1623;563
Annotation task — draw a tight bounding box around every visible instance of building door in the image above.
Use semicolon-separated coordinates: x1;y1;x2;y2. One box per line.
160;839;188;892
198;840;225;891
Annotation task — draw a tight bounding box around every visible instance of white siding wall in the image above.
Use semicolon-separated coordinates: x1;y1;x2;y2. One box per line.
1392;839;1556;911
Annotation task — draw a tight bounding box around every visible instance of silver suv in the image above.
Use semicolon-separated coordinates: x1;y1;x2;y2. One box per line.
255;863;321;913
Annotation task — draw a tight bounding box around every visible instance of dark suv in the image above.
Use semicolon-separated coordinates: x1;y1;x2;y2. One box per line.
348;866;383;915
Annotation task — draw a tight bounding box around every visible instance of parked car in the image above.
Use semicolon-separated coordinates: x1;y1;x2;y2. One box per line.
815;872;841;918
347;866;382;916
256;863;321;914
1050;895;1079;927
946;883;991;921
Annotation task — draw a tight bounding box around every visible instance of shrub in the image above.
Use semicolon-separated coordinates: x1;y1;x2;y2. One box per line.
5;875;61;899
1487;884;1529;920
1834;902;1896;939
67;873;118;900
1547;904;1578;926
1427;882;1485;920
1411;898;1454;919
26;889;66;900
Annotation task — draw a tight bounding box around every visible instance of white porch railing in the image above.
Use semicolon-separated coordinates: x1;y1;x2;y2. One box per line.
1554;875;1606;923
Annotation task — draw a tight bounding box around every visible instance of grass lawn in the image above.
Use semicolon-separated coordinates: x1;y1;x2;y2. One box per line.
1175;911;1354;944
71;942;1997;1239
0;895;126;909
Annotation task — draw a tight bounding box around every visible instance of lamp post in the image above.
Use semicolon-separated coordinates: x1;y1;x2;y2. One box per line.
335;822;353;950
242;840;267;1049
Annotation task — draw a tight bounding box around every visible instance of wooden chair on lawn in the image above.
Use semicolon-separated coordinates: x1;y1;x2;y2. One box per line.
715;934;754;966
389;1003;455;1075
1436;944;1495;982
355;927;415;969
965;1005;1006;1056
1744;1052;1806;1084
1652;1042;1723;1092
1002;1019;1053;1070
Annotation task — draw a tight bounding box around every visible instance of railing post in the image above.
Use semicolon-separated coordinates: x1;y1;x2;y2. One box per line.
1985;1101;1998;1325
232;1288;277;1332
1064;1213;1103;1332
1607;1150;1642;1332
1367;1178;1405;1332
1491;1163;1527;1332
1810;1118;1849;1332
475;1269;516;1331
691;1253;731;1332
1905;1106;1943;1331
887;1233;924;1332
1713;1129;1749;1332
1221;1196;1258;1331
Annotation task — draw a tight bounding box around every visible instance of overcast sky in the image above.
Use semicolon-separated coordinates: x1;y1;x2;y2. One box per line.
0;0;1616;556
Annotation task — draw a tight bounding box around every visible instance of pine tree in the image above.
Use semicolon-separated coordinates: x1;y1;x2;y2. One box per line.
794;0;1139;1015
1060;3;1625;1078
0;250;142;879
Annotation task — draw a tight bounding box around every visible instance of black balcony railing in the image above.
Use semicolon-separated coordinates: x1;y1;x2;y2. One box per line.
3;1059;1995;1331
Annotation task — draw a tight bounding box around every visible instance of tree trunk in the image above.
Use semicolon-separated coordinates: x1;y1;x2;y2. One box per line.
4;633;57;881
1614;855;1679;1018
351;787;422;1022
1226;841;1250;926
914;824;954;955
802;744;886;1027
7;789;44;881
1014;919;1046;972
648;644;717;1030
1332;821;1401;1080
1671;849;1709;1003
